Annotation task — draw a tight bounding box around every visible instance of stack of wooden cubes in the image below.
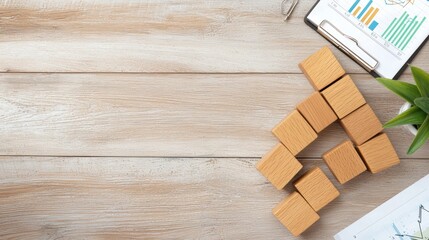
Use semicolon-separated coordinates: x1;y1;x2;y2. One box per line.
256;46;400;236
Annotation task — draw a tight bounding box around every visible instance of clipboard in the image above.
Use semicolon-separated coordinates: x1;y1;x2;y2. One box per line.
304;0;429;79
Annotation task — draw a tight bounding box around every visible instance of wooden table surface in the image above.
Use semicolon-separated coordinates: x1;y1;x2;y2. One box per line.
1;1;428;239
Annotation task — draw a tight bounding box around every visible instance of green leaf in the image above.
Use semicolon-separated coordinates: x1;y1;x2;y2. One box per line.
384;105;427;128
376;78;421;104
408;116;429;155
411;66;429;97
414;97;429;114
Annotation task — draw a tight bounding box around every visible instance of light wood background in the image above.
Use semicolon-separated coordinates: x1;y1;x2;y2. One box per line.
0;1;428;239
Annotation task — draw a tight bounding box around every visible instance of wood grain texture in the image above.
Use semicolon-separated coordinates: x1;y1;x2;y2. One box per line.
322;140;367;184
294;167;339;212
1;1;428;239
0;0;427;73
257;143;302;190
0;157;427;239
357;133;401;173
297;92;337;133
340;104;383;145
272;110;317;156
322;75;366;119
273;191;320;236
299;46;345;91
0;73;428;158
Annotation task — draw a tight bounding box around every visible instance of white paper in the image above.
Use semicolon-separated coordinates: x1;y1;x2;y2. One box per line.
307;0;429;78
334;174;429;240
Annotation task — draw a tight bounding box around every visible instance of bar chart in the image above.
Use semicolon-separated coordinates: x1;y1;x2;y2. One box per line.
349;0;380;31
307;0;429;77
382;12;426;50
330;0;428;55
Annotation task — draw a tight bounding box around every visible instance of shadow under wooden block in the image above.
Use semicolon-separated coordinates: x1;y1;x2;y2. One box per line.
256;143;303;190
272;110;318;156
321;75;366;119
322;140;367;184
294;167;339;212
357;133;400;173
272;192;320;237
298;46;345;91
297;92;338;133
340;104;383;146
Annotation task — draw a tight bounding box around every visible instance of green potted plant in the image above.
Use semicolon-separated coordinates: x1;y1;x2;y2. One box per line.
376;66;429;155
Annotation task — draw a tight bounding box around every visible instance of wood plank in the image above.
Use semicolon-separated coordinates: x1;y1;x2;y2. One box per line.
0;73;427;158
1;0;427;73
0;157;426;239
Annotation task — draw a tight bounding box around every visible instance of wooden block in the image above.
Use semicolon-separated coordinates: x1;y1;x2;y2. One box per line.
297;92;338;133
294;167;339;211
272;192;320;236
357;133;400;173
322;140;367;184
321;75;366;119
256;143;303;190
340;104;383;145
272;110;317;155
299;46;346;91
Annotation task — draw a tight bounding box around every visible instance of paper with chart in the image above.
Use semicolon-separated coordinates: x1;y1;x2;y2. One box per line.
335;174;429;240
307;0;429;78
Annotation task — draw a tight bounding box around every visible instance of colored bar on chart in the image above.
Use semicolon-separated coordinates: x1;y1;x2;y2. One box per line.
383;18;397;38
353;6;361;17
349;0;360;13
369;21;379;31
399;20;418;49
357;0;372;19
392;14;410;44
361;7;374;23
389;13;409;42
385;12;407;39
395;16;416;46
365;8;379;25
401;17;426;50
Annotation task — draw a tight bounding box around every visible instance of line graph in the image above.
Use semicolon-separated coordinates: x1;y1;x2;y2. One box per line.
395;205;429;240
384;0;415;8
335;175;429;240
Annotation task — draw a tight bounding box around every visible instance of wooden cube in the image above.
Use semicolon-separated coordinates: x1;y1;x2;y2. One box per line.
299;46;346;91
322;140;367;184
297;92;338;133
273;192;320;236
272;110;317;156
321;75;366;119
294;167;340;211
256;143;303;190
340;104;383;145
357;133;400;173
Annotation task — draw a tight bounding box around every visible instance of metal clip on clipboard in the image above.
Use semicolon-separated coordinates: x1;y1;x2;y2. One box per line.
317;20;379;72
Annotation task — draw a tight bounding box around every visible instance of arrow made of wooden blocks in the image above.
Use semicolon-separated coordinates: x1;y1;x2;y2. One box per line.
256;46;401;237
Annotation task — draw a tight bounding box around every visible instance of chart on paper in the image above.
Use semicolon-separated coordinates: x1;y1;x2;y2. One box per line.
393;205;429;240
352;192;429;239
306;0;429;78
330;0;428;58
335;174;429;240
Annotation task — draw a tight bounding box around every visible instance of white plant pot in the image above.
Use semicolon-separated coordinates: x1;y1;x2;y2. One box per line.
398;102;418;136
